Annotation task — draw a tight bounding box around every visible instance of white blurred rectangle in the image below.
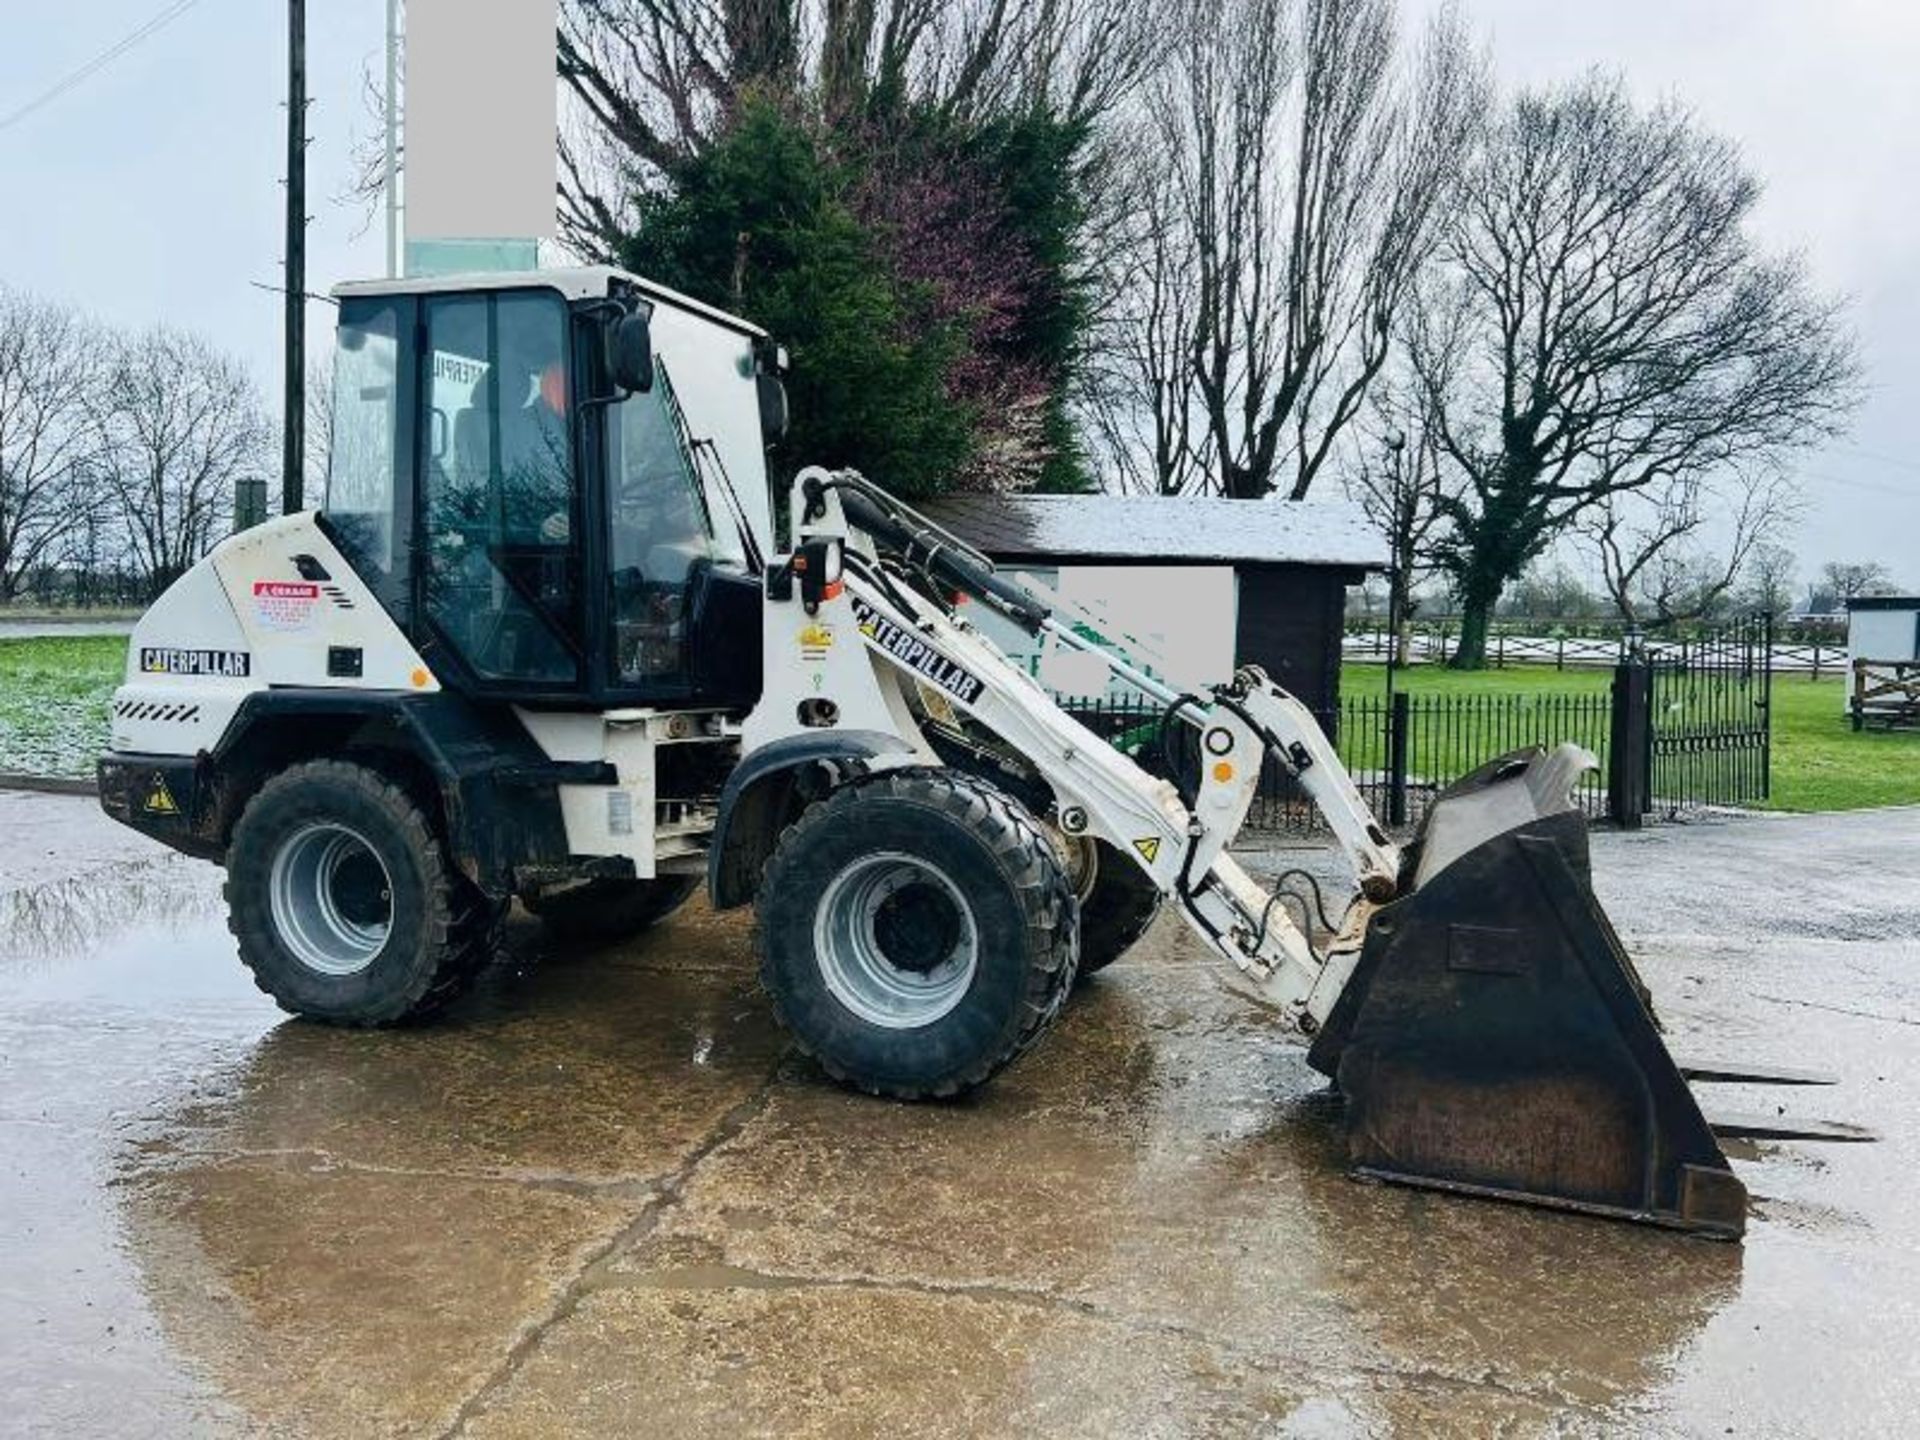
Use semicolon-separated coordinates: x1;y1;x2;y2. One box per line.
406;0;557;242
1049;566;1235;690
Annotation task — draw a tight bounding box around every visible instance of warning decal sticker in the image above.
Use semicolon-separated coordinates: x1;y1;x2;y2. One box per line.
253;580;321;632
799;622;835;662
143;775;180;816
850;597;986;706
1132;836;1162;865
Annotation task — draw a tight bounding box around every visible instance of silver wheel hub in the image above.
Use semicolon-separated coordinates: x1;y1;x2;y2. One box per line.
268;822;393;976
814;852;979;1029
1049;827;1099;904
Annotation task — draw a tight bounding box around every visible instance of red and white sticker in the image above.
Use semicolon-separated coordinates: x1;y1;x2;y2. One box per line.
253;580;321;631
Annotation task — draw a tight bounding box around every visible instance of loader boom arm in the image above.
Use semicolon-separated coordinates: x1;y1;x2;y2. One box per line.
761;471;1403;1027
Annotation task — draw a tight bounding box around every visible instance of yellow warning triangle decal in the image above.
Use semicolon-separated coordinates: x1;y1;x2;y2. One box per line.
143;777;179;815
1132;836;1161;865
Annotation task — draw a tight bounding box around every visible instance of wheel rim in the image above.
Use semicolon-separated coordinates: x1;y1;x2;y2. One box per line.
813;851;979;1029
268;822;393;976
1051;828;1099;904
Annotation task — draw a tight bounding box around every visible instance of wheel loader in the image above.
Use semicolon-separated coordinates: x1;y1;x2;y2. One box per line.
97;266;1864;1238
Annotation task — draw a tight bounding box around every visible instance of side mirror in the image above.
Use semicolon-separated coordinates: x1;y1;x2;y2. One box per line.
608;312;654;394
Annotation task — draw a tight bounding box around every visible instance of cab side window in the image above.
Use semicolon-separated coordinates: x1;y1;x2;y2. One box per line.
323;297;411;619
420;291;582;687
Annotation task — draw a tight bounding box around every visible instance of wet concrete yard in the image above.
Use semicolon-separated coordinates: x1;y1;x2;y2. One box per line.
4;787;1918;1436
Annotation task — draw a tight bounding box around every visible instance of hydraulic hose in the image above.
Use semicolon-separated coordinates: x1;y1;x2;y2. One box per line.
836;487;1052;634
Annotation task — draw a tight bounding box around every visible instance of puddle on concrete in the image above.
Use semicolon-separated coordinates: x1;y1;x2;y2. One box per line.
4;803;1918;1435
1;855;269;1436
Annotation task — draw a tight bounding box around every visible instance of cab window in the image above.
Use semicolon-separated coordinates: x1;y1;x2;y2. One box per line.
420;290;582;687
607;364;716;688
323;297;410;616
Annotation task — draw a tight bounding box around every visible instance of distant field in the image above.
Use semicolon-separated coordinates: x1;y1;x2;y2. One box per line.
0;637;1912;813
1345;662;1920;813
0;636;126;778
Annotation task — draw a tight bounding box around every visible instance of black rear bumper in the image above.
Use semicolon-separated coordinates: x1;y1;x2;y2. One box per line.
97;751;220;859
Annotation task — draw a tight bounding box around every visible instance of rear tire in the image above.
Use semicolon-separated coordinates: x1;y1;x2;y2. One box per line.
1075;841;1163;978
225;760;501;1026
756;768;1078;1100
525;876;699;945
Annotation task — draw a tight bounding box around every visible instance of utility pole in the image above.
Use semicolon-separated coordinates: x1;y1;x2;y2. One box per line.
283;0;307;515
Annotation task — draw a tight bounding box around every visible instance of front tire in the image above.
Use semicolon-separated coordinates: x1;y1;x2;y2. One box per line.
225;760;501;1025
756;768;1079;1099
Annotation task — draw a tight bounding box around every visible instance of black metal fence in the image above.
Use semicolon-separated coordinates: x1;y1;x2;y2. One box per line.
1060;615;1772;835
1061;687;1615;835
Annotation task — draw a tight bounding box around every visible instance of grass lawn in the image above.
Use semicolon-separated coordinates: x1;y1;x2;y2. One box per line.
1345;661;1920;813
1763;674;1920;812
0;636;127;778
1346;662;1612;699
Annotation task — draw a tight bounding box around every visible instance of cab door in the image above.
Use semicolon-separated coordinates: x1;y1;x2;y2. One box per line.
417;288;586;693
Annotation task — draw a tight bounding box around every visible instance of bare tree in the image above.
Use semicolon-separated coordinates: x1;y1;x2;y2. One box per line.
1092;0;1478;500
1739;541;1797;621
1507;559;1605;622
1075;122;1207;494
0;290;102;601
1586;469;1796;626
1346;383;1461;660
55;493;130;610
1819;560;1896;606
306;343;335;497
1414;74;1861;667
94;329;273;599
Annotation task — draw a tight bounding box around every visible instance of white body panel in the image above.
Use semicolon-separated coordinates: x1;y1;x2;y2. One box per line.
111;560;255;757
112;514;435;758
514;708;732;875
210;515;437;692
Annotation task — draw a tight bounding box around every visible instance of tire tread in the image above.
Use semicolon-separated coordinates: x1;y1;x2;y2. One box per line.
224;759;499;1026
756;766;1078;1100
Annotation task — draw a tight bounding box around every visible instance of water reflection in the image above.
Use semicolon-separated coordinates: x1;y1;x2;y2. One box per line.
80;909;1743;1437
0;854;225;973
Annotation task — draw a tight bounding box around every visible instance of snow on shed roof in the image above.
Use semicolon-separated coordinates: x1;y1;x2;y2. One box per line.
916;493;1387;569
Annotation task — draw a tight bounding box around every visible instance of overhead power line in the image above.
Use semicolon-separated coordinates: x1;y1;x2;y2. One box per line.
1833;444;1920;476
0;0;204;136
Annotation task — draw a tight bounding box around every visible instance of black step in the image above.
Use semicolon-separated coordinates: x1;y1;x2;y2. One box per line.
493;760;617;787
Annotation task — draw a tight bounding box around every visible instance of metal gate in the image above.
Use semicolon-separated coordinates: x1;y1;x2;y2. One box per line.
1634;614;1774;816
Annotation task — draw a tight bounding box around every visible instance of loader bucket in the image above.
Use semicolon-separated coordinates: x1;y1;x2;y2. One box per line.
1307;747;1749;1237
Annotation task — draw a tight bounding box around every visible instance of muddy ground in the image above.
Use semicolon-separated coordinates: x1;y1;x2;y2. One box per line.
2;789;1917;1437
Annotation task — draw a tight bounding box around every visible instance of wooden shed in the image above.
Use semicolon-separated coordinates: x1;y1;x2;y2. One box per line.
918;494;1387;719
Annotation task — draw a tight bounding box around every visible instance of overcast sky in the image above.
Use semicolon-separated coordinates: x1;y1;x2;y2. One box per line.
1;0;1914;593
